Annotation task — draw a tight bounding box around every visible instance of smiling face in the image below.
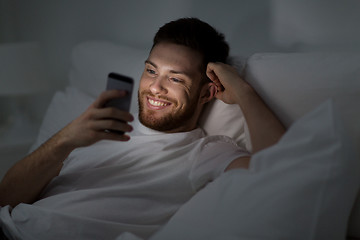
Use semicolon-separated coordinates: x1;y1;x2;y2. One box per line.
138;42;215;133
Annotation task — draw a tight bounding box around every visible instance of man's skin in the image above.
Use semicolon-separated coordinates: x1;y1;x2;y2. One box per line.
0;42;285;208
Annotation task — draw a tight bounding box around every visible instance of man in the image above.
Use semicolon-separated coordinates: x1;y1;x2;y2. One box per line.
0;18;285;239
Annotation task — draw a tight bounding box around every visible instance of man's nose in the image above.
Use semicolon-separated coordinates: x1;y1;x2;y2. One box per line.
150;77;168;95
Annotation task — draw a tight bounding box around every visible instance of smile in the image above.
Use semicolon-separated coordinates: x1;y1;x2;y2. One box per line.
147;97;171;109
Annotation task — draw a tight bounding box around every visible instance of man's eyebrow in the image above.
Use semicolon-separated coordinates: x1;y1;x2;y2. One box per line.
145;60;192;78
145;60;157;68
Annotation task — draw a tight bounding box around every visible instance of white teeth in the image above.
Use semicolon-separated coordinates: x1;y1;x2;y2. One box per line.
149;99;168;107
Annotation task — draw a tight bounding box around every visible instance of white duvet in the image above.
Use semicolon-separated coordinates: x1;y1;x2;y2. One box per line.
119;97;360;240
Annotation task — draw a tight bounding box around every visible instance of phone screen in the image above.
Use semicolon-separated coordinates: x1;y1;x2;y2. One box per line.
105;72;134;112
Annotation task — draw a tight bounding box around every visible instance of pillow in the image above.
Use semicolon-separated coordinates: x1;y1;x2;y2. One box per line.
245;52;360;128
147;97;360;240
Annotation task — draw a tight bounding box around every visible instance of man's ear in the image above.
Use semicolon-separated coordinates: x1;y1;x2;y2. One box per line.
200;82;217;104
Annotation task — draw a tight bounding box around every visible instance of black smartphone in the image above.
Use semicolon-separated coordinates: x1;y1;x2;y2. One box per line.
105;72;134;112
105;73;134;135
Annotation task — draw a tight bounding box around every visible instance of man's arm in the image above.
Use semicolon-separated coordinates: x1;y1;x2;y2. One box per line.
0;90;134;207
0;133;73;207
206;62;286;170
231;83;286;153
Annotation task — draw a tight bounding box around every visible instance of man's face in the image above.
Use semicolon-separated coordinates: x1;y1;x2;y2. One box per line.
138;42;206;132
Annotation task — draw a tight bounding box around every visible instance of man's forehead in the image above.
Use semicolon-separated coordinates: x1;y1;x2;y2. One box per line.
148;42;203;74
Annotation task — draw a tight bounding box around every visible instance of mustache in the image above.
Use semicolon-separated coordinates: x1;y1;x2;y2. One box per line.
139;90;176;103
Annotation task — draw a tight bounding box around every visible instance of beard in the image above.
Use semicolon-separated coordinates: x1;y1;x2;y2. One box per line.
138;90;200;132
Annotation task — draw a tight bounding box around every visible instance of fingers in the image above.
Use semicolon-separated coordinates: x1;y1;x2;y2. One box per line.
96;118;133;142
90;107;134;123
206;62;219;82
86;107;134;139
88;90;134;127
90;119;133;133
77;90;136;143
206;62;246;104
206;62;226;94
92;89;127;108
97;131;131;142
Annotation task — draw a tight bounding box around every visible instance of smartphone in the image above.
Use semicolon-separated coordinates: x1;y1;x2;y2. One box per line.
105;73;134;135
105;72;134;112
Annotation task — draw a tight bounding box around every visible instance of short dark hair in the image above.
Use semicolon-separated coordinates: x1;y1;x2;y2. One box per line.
152;18;229;80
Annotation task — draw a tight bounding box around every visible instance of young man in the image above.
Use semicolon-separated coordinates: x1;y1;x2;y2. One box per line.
0;18;285;239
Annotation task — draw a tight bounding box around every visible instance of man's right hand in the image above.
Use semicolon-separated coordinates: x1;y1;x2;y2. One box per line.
58;89;134;150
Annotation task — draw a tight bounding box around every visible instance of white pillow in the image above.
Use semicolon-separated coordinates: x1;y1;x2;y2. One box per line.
245;52;360;128
147;97;360;240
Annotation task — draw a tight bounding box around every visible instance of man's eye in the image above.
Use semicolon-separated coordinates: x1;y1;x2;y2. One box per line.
170;77;182;83
147;69;156;74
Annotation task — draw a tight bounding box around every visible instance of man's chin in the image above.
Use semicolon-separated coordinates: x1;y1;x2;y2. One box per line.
139;113;181;132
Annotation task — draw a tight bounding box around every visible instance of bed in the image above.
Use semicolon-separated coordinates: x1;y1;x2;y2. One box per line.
27;40;360;240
